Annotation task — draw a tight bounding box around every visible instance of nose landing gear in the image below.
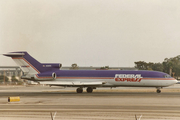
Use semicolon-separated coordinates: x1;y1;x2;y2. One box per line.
156;87;162;93
156;89;161;93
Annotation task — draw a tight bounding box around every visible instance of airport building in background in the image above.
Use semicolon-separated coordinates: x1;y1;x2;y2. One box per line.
0;66;22;80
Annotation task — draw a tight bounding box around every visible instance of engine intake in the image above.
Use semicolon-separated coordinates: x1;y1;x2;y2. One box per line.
34;72;57;81
52;72;56;79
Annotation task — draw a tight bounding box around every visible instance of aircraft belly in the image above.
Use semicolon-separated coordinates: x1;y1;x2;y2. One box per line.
44;78;177;87
139;79;177;87
56;78;104;82
110;79;177;87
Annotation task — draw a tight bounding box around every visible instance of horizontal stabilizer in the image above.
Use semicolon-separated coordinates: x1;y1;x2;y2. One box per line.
3;52;25;57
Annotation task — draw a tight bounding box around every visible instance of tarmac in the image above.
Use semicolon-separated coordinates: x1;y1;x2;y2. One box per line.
0;84;180;120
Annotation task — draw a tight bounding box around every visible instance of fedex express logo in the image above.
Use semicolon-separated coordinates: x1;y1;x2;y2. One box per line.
115;74;143;82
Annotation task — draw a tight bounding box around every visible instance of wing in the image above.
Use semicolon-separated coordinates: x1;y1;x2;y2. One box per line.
39;81;107;87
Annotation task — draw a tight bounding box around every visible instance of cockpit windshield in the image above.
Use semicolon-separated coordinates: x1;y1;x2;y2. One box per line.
164;74;171;78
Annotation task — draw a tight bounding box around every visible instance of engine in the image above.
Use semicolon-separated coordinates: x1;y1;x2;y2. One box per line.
41;63;62;72
42;63;62;69
34;72;57;81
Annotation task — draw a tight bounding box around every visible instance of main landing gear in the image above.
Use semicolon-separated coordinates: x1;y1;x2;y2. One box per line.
76;87;83;93
86;87;93;93
76;87;94;93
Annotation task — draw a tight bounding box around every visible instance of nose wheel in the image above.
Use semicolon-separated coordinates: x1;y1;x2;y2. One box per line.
156;89;161;93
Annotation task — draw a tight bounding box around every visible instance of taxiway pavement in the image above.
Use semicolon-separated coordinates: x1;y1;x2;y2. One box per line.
0;85;180;120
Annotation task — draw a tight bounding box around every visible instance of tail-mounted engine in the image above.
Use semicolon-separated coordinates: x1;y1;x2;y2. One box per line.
42;63;62;72
34;72;57;81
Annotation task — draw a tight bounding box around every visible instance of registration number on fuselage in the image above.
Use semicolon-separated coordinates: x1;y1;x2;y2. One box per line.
115;74;143;82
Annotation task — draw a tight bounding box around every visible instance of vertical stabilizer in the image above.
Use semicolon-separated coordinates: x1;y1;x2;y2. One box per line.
3;52;43;75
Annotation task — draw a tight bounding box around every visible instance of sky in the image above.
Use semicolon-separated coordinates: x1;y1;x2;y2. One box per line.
0;0;180;67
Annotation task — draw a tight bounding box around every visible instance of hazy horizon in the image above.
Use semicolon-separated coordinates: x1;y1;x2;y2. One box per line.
1;0;180;67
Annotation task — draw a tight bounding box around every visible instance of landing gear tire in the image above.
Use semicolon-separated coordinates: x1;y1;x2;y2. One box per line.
156;89;161;93
76;88;83;93
86;87;93;93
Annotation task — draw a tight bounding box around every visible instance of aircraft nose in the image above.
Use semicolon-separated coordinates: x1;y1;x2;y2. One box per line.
176;79;180;84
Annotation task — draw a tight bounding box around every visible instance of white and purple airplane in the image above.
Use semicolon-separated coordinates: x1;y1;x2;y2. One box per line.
3;52;178;93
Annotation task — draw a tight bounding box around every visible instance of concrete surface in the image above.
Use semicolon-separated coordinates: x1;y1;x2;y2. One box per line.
0;85;180;120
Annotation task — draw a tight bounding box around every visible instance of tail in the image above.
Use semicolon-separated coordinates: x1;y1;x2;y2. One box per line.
3;52;61;75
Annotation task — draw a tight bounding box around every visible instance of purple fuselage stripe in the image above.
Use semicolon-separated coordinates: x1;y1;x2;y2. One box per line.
37;70;170;78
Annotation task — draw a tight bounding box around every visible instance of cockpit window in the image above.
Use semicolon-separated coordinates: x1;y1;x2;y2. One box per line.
164;75;171;78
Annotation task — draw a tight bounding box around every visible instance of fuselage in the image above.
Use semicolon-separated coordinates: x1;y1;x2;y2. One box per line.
37;70;177;87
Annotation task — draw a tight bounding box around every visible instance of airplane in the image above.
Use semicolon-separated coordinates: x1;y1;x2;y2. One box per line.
3;51;178;93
